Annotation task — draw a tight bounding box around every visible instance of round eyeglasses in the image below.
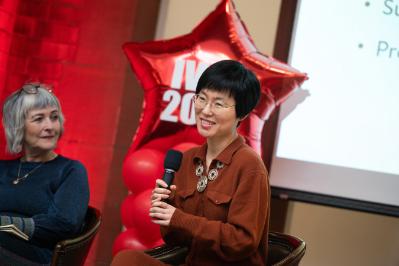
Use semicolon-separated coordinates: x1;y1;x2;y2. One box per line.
192;94;235;113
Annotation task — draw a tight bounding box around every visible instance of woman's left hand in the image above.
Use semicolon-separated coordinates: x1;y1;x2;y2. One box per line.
149;201;176;226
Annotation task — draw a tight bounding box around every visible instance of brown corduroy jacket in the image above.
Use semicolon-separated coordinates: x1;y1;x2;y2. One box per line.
161;136;270;266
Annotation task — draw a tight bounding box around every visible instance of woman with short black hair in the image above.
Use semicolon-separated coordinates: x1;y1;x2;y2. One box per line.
112;60;270;266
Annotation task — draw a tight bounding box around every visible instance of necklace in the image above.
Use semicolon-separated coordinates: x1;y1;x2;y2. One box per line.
195;160;224;192
13;161;44;185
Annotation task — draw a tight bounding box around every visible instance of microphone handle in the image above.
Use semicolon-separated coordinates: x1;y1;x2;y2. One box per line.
163;169;175;187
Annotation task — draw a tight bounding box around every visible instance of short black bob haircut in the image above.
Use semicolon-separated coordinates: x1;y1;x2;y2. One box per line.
195;60;260;119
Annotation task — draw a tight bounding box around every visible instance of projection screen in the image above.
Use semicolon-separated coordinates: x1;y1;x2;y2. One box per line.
269;0;399;216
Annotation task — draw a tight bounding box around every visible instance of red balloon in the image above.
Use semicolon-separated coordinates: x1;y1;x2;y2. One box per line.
122;148;164;193
120;194;136;228
122;0;307;155
112;228;149;256
128;189;162;245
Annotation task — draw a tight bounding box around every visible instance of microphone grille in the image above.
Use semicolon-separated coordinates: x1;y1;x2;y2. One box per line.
164;149;183;171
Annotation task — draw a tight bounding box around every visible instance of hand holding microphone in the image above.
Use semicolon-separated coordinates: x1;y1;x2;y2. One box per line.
150;149;183;226
151;149;182;202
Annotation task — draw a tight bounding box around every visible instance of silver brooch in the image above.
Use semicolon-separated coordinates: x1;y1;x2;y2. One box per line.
195;160;224;192
208;169;218;181
197;175;208;193
216;161;224;169
195;164;204;177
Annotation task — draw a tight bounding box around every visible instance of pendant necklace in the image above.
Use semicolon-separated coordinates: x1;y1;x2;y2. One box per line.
13;160;44;185
195;160;224;192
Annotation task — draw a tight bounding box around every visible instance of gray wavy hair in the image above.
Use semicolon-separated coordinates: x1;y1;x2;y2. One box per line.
2;83;65;154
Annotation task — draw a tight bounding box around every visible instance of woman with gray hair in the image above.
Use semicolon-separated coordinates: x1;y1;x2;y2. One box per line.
0;83;89;265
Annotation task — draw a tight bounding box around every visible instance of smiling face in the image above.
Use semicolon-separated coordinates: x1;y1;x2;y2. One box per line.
24;106;61;156
194;89;240;142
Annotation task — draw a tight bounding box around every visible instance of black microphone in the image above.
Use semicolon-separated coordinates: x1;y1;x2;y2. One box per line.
162;149;183;187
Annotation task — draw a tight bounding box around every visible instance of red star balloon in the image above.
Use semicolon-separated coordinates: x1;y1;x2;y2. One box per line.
123;0;307;156
114;0;307;253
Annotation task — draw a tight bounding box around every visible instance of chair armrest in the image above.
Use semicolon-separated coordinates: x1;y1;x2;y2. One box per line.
268;232;306;266
51;206;101;266
145;244;188;265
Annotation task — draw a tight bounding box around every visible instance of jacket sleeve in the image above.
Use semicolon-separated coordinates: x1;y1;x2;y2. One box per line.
163;169;269;261
160;194;193;247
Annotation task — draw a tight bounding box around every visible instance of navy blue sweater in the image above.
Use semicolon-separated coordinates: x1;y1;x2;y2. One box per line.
0;155;89;264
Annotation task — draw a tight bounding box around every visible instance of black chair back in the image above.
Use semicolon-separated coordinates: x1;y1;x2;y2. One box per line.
267;232;306;266
50;206;101;266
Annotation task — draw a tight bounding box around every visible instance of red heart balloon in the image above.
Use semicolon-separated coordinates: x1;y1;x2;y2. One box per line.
123;0;307;155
